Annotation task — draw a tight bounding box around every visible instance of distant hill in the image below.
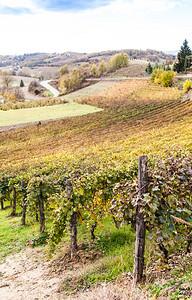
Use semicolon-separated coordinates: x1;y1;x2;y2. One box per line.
0;49;175;69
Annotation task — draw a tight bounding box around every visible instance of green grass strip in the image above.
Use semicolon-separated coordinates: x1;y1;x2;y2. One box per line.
0;103;102;127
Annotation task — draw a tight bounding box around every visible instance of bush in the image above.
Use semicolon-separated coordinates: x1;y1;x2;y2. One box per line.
151;68;164;84
59;68;85;94
98;61;106;76
59;65;69;76
151;69;175;87
109;53;129;71
3;87;25;102
160;70;175;87
183;79;192;93
90;64;98;77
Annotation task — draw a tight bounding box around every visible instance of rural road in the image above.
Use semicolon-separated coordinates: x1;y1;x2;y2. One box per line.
40;80;60;97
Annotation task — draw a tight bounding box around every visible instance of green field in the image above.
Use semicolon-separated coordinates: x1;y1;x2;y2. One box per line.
0;102;102;127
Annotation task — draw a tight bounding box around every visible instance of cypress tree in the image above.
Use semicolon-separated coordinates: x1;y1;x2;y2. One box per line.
20;79;24;87
145;62;153;74
175;39;191;73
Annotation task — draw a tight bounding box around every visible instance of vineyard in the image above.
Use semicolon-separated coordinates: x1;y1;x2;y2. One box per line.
0;78;192;298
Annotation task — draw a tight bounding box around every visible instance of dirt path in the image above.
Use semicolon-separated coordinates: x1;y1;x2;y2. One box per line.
0;247;148;300
0;248;65;300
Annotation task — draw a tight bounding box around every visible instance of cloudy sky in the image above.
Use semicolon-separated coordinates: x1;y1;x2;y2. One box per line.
0;0;191;55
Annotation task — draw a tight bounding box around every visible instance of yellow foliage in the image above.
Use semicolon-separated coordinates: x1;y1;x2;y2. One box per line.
183;79;192;93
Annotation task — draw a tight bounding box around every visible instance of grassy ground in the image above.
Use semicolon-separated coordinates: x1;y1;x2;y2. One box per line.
0;102;102;127
0;205;191;299
0;205;38;260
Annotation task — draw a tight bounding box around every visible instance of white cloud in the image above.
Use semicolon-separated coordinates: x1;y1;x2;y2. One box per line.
0;0;35;9
0;0;190;55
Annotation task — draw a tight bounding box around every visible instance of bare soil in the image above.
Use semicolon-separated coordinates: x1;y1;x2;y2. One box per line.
0;248;63;300
0;245;102;300
0;246;144;300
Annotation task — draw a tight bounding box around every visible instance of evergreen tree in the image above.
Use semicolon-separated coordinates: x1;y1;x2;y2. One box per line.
20;79;24;87
145;62;153;74
165;63;171;71
154;62;159;69
175;39;191;73
162;62;166;70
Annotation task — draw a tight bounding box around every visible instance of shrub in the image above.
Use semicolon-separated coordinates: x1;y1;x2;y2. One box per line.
151;68;164;84
183;79;192;93
59;68;85;94
109;53;129;71
98;61;106;76
151;69;175;87
3;87;25;102
59;65;69;76
90;64;98;77
160;70;175;87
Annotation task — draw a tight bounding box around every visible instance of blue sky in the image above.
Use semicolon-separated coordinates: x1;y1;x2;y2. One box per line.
0;0;192;55
34;0;113;11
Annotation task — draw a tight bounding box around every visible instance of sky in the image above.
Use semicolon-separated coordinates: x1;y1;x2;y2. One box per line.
0;0;192;55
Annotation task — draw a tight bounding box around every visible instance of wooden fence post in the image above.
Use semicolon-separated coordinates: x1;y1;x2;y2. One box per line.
66;179;78;258
134;155;148;283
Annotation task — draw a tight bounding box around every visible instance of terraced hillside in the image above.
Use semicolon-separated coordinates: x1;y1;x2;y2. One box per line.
1;78;190;169
1;77;192;300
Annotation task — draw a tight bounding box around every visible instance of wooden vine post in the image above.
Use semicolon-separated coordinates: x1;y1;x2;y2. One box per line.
38;181;45;233
11;187;17;216
21;181;27;226
1;200;4;210
134;155;148;283
66;179;78;258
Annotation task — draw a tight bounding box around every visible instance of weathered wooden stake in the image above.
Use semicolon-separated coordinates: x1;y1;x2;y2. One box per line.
66;179;78;258
1;200;4;210
38;182;45;233
21;181;27;226
11;187;17;216
134;155;148;283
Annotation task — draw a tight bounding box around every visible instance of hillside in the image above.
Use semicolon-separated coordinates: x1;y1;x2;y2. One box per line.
0;48;175;69
0;77;192;299
0;78;186;168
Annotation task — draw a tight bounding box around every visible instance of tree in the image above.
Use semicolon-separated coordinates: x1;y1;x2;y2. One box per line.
59;65;69;76
90;64;98;77
151;69;175;87
1;72;13;89
160;70;175;87
151;68;164;84
59;68;85;94
98;61;106;76
183;79;192;93
109;53;129;71
174;39;192;73
20;79;24;87
3;87;25;102
145;62;153;74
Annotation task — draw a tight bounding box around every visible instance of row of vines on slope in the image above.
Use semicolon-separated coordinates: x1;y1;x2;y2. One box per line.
0;151;192;277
